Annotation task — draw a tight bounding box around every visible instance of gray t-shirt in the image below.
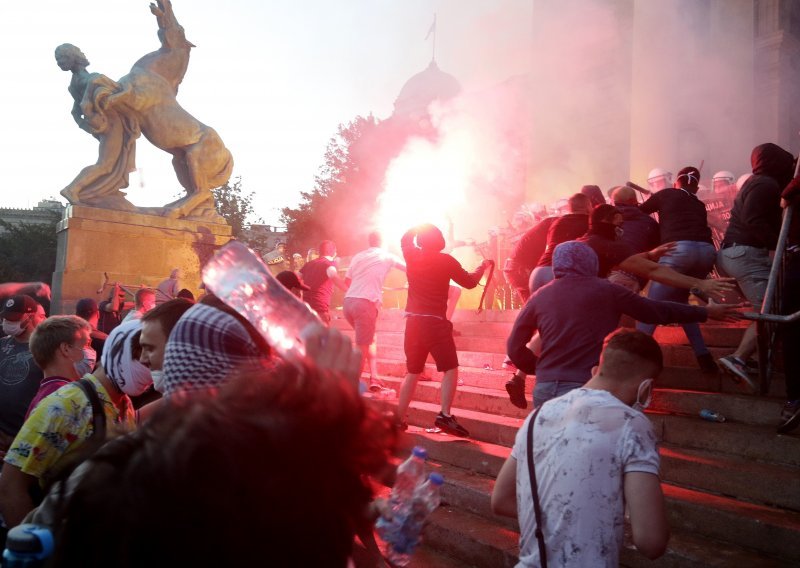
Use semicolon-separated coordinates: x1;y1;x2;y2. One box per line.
511;388;660;567
0;336;43;438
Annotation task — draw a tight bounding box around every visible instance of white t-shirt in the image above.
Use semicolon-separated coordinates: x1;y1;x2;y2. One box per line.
344;247;405;303
511;388;660;568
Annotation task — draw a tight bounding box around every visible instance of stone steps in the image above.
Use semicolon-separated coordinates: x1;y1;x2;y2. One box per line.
353;310;800;565
382;438;797;566
374;373;786;426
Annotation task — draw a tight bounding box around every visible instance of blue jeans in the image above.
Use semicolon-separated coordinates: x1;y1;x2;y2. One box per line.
637;241;716;356
533;379;584;408
529;265;554;294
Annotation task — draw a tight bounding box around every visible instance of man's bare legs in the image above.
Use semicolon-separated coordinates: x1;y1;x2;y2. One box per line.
396;373;419;425
396;367;459;422
361;341;383;391
440;367;458;415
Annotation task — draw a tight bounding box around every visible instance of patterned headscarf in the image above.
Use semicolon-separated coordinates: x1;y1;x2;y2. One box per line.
552;241;599;279
161;303;267;397
101;319;152;396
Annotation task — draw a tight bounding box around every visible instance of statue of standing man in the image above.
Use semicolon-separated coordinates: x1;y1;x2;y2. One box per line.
57;0;233;221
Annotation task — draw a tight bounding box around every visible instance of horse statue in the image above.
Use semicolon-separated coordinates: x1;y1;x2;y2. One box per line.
57;0;233;221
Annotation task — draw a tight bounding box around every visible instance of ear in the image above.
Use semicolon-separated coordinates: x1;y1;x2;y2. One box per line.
590;365;599;377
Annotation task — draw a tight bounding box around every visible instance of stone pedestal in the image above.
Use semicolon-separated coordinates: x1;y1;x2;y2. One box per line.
52;205;232;315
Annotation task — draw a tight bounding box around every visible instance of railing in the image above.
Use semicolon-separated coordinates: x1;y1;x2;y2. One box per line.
741;201;797;394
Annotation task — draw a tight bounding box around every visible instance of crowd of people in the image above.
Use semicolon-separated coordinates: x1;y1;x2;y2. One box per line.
0;140;797;565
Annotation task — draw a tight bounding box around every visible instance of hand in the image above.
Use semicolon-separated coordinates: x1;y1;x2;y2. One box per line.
781;197;789;209
694;277;737;301
647;242;676;262
705;301;745;322
297;324;362;390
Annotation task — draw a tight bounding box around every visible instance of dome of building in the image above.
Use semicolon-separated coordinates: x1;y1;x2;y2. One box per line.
393;60;462;119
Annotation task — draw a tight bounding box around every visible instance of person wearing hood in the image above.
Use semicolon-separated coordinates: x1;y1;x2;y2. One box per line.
506;241;738;409
395;223;491;437
0;319;142;527
717;143;796;391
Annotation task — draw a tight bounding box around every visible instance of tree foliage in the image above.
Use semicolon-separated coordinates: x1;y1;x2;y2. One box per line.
281;114;408;256
212;176;262;240
0;219;59;284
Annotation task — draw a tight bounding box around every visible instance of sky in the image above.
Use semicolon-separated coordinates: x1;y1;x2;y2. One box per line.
0;0;532;226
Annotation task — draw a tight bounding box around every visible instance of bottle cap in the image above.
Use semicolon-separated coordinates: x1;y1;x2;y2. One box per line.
429;473;444;486
5;524;54;559
412;446;428;459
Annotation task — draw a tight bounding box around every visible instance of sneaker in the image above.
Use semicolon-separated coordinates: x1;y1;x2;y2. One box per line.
434;412;470;437
505;376;528;409
718;355;758;393
777;400;800;434
696;353;718;375
368;378;385;393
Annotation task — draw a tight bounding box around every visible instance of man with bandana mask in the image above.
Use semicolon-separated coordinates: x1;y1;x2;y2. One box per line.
506;242;738;409
0;295;46;458
25;316;93;418
637;166;719;373
493;329;670;567
0;319;141;527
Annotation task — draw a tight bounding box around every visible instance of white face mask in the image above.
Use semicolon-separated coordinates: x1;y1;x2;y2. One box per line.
150;370;166;393
74;346;97;377
632;378;654;413
2;319;25;337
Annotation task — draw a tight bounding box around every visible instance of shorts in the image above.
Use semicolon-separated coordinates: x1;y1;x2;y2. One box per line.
717;245;771;307
343;297;378;346
608;270;642;294
404;316;458;374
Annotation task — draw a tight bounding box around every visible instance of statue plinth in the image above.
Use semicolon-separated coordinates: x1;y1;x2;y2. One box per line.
52;204;232;314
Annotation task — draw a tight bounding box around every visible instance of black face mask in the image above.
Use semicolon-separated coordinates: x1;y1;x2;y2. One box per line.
591;222;619;241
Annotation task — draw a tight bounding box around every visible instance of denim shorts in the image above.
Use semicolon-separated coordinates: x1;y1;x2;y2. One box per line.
717;245;771;307
343;297;379;346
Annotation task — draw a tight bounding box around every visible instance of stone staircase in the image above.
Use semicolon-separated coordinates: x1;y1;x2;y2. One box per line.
332;308;800;567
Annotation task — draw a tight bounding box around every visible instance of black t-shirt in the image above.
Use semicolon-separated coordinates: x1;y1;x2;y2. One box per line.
639;188;713;244
98;301;123;335
723;175;783;250
299;257;336;314
401;230;485;319
0;337;43;438
578;233;637;278
537;214;590;267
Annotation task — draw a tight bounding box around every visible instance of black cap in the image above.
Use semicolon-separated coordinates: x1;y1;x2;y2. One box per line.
75;298;99;319
1;295;38;321
276;271;311;291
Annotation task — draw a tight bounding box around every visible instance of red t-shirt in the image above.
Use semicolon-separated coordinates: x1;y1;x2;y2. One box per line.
25;376;72;419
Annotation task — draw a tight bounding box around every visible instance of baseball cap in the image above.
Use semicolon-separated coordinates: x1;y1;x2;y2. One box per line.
76;298;99;319
1;295;38;321
276;271;311;291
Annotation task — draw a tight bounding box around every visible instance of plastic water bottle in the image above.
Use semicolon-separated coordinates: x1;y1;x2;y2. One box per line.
387;473;445;567
2;524;54;567
699;409;726;422
202;241;323;360
376;447;428;551
390;447;428;508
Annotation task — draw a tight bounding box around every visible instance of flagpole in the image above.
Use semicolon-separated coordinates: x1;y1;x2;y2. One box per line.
432;13;437;62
